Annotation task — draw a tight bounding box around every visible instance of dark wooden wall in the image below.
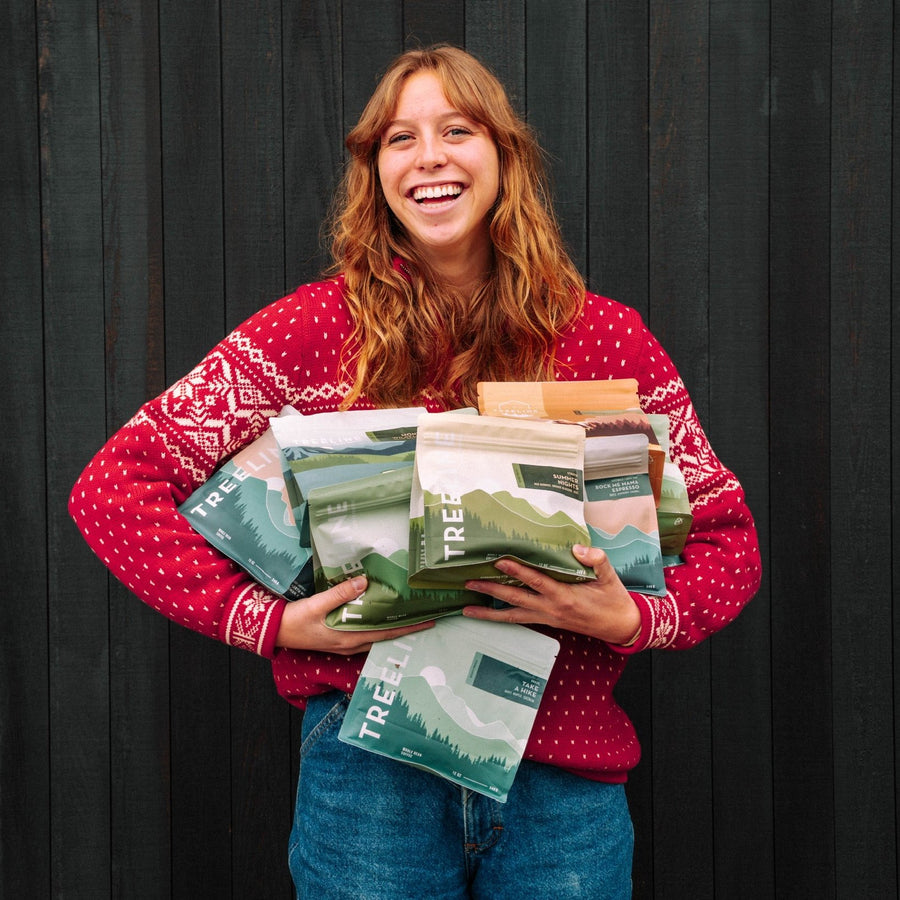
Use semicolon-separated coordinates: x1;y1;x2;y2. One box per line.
2;1;895;897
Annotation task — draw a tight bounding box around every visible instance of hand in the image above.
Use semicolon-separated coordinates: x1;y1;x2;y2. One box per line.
462;544;642;645
275;576;434;655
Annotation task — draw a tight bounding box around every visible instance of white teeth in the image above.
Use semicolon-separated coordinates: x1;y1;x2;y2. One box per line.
413;183;462;202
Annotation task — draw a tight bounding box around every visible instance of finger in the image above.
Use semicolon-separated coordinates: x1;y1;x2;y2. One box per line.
462;604;535;626
308;575;368;613
465;578;538;610
326;616;437;656
572;543;613;578
493;557;563;596
572;542;605;567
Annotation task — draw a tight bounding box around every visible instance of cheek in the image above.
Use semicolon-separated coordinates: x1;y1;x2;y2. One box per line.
376;162;402;216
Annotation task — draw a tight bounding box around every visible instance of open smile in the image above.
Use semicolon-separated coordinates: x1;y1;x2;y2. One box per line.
410;182;464;203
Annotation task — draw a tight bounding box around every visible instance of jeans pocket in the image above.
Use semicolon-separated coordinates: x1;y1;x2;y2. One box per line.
299;692;349;759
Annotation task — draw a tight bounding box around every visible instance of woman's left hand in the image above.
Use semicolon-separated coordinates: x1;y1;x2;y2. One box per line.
463;544;642;645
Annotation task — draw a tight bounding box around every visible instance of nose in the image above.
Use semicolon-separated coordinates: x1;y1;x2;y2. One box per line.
415;134;447;170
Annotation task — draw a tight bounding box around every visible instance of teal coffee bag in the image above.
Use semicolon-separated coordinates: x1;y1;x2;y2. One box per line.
583;431;666;595
179;409;312;598
409;412;593;587
306;467;487;630
339;617;560;802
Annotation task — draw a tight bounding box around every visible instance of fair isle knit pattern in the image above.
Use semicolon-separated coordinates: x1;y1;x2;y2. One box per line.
69;277;761;782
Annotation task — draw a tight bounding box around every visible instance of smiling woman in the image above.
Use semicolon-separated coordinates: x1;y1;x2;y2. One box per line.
331;46;587;412
67;42;760;900
376;71;500;286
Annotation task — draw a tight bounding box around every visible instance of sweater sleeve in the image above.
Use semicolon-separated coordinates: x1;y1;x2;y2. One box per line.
67;300;309;658
612;316;762;653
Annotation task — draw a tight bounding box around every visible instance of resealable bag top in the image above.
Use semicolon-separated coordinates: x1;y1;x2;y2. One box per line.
269;406;426;542
408;411;593;588
478;380;664;505
477;378;641;419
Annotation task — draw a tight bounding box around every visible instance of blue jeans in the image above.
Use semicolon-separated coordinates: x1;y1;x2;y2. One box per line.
289;692;633;899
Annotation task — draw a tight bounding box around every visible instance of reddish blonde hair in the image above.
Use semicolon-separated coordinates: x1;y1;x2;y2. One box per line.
328;45;584;408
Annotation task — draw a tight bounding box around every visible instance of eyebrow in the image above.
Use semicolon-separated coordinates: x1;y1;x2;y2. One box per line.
384;110;474;131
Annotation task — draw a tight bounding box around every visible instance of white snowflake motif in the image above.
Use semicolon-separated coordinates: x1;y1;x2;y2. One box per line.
240;587;272;618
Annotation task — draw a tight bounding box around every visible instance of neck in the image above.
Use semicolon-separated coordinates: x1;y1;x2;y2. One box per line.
422;244;494;295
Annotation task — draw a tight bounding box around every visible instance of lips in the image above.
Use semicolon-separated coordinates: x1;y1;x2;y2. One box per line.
410;182;463;203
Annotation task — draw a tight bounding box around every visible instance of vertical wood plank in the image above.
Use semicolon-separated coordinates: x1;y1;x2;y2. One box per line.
403;0;464;48
707;0;774;894
98;1;172;894
648;0;709;406
157;3;234;896
647;2;713;894
0;0;50;893
585;0;650;309
223;0;287;322
525;0;588;274
37;1;111;895
893;3;900;885
584;4;652;895
829;1;896;895
769;1;835;895
341;0;404;138
283;0;344;287
160;0;227;373
465;0;526;115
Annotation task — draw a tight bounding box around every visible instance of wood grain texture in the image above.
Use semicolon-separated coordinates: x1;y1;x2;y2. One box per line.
0;0;50;895
707;1;773;895
37;0;111;895
5;1;898;895
769;2;836;895
829;1;895;897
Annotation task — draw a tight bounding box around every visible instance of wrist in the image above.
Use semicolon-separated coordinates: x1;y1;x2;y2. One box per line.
619;624;642;647
609;594;643;646
275;600;308;649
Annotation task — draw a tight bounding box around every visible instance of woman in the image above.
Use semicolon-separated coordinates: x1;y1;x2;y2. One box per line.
69;45;760;899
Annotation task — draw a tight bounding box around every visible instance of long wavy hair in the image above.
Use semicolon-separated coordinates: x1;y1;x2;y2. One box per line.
328;44;585;408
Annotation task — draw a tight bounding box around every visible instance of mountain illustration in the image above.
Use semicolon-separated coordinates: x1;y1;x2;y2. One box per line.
235;478;300;542
587;522;661;552
426;488;583;531
380;674;528;768
417;487;591;583
417;666;527;755
184;474;312;598
284;444;416;464
587;524;666;594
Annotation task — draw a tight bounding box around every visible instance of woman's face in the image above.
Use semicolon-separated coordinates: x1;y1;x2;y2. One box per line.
377;71;500;280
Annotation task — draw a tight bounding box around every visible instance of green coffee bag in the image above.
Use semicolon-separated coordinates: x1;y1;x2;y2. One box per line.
307;466;487;629
270;407;425;542
409;412;593;587
647;414;693;557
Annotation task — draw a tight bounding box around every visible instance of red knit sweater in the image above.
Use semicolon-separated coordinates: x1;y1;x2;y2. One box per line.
69;276;761;782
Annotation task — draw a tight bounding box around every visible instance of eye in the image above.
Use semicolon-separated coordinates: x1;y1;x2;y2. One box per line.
446;126;473;138
385;132;413;146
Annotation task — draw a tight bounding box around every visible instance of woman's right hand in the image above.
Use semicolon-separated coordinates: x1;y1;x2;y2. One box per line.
274;576;434;655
